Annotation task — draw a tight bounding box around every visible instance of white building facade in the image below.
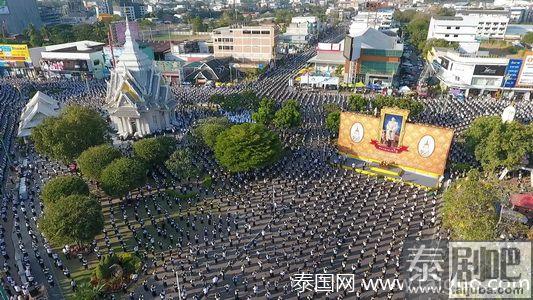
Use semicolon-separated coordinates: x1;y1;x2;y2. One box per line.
105;22;176;137
427;16;478;43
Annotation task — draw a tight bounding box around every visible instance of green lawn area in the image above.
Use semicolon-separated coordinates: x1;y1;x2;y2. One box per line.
54;189;214;299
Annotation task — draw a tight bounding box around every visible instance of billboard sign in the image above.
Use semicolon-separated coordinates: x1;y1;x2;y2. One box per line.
517;54;533;86
473;64;506;76
503;59;523;88
0;0;9;14
0;44;32;67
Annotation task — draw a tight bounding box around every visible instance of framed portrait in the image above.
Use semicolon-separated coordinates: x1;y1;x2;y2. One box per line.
378;107;409;149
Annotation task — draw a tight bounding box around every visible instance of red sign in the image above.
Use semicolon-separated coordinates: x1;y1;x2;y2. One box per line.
370;140;409;154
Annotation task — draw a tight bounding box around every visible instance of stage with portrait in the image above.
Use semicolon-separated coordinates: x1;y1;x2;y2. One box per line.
337;108;454;188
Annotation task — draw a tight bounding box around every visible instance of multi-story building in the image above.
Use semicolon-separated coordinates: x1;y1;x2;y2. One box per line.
280;16;322;49
113;1;146;21
428;10;511;42
212;25;277;66
427;16;478;43
456;10;510;40
38;3;62;27
427;47;532;99
0;0;42;34
343;27;404;86
349;9;394;35
95;0;113;17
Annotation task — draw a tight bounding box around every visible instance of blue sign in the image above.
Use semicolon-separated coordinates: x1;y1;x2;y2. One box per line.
503;59;523;88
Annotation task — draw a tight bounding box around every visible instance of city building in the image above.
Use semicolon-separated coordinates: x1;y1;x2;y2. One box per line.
212;25;277;67
182;58;241;85
427;47;532;99
0;0;42;34
349;9;394;35
95;0;113;17
37;41;106;79
427;16;478;43
113;1;146;21
344;28;404;86
280;16;322;50
428;9;511;43
105;21;177;137
298;39;346;89
38;3;62;27
456;10;510;40
17;91;59;138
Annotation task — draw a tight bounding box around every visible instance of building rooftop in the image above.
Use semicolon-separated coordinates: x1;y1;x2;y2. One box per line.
354;27;403;51
457;9;511;15
308;51;345;65
44;41;105;53
432;16;464;21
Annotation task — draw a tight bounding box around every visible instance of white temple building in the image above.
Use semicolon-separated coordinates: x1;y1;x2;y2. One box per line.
17;91;59;138
105;21;176;137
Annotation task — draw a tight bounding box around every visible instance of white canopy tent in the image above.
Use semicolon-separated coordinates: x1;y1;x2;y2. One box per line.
17;91;59;138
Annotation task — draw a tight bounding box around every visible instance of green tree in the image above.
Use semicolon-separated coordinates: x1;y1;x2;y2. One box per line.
406;16;430;52
74;283;104;300
190;16;206;33
393;9;417;23
422;39;459;57
325;111;341;133
323;103;341;114
347;94;367;112
41;175;89;205
464;116;533;173
100;158;147;197
522;32;533;44
25;24;43;47
273;99;302;129
214;123;282;172
194;117;231;149
252;98;277;125
442;170;499;240
77;144;123;181
31;105;109;162
165;148;201;180
133;136;176;167
39;195;104;246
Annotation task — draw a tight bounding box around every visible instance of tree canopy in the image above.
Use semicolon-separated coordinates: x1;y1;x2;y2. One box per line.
326;111;341;134
193;117;231;149
133;136;176;167
405;15;430;52
464;116;533;173
214;123;282;172
522;32;533;45
31;105;109;162
348;94;367;112
41;175;90;205
209;91;259;112
422;39;459;57
273;99;302;129
77;144;123;181
39;195;104;246
165;148;201;180
442;170;499;240
252;98;277;125
100;158;148;197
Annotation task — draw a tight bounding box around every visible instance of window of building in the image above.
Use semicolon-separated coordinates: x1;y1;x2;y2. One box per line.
252;31;261;34
445;34;450;37
453;35;458;37
446;26;451;29
261;31;270;34
455;26;460;29
243;30;251;34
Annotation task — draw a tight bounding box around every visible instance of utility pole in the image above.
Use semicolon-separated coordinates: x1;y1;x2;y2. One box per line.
175;271;182;300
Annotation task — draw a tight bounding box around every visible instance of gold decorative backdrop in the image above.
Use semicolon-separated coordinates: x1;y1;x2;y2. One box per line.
338;112;454;176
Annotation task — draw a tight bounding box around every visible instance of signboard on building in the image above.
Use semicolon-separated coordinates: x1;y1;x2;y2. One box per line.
0;0;9;14
503;59;523;88
473;64;506;76
517;54;533;87
343;36;353;60
0;44;32;67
